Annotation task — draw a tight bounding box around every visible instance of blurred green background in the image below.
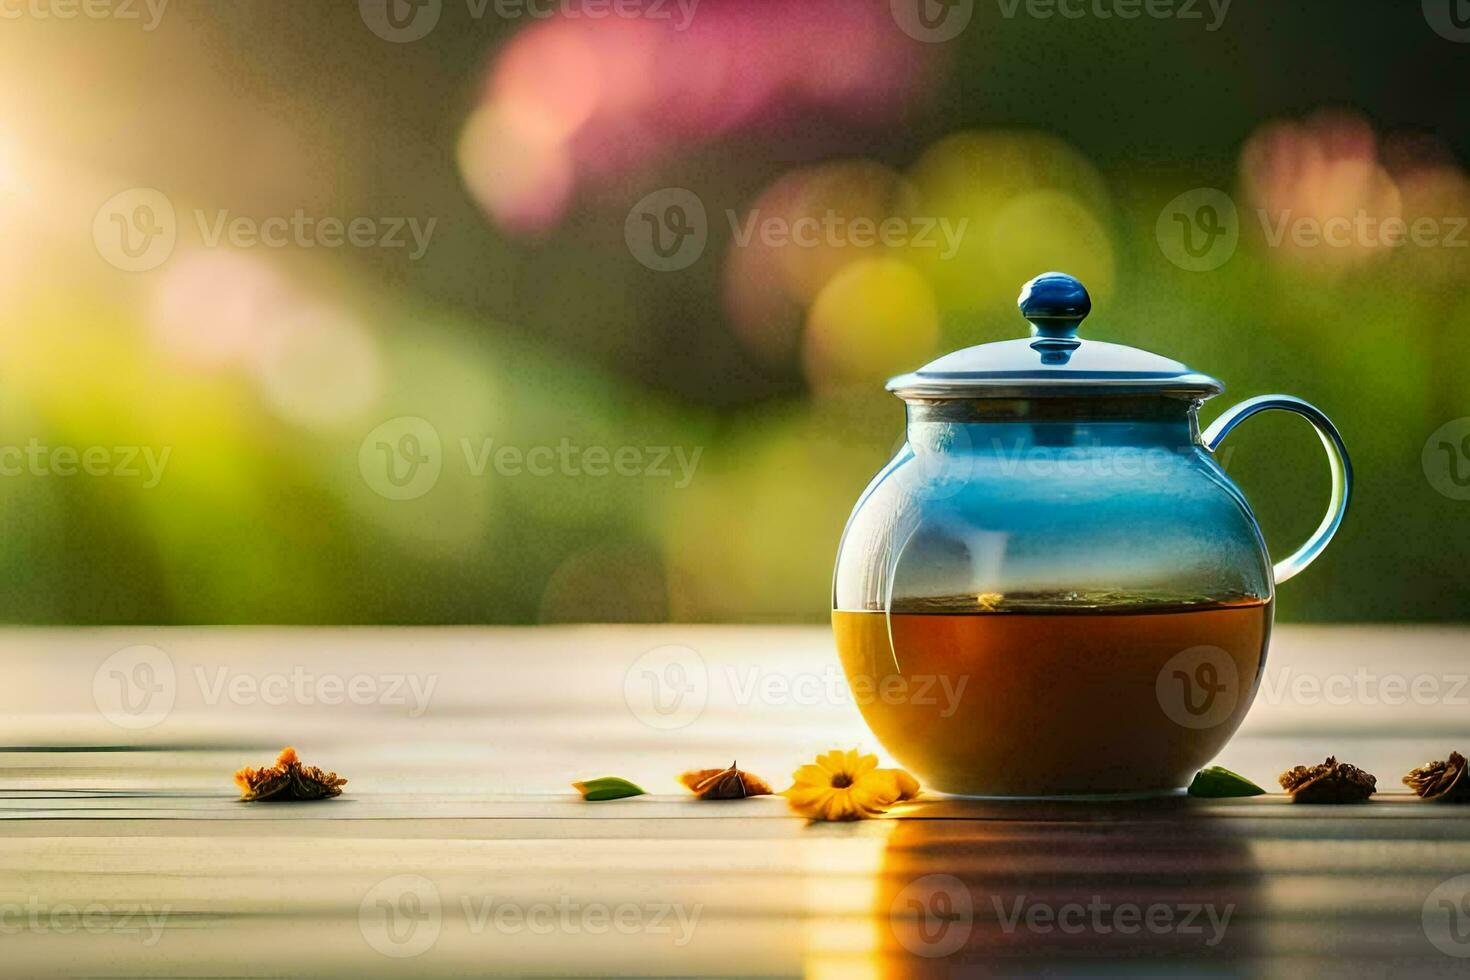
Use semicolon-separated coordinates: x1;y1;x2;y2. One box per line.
0;0;1465;624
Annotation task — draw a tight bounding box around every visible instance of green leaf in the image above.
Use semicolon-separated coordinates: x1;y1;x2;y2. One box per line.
1188;766;1266;798
573;777;647;801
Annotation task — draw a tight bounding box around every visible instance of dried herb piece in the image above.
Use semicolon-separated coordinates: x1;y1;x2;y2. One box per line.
1278;756;1376;803
573;777;646;801
1187;765;1266;798
680;761;773;800
1403;751;1470;802
234;747;347;802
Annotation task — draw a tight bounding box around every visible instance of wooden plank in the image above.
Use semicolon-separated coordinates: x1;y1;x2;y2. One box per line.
0;626;1467;977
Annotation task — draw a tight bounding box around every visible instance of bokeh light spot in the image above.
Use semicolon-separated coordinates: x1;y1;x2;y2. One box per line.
458;103;575;234
254;307;382;429
151;250;290;369
803;258;939;390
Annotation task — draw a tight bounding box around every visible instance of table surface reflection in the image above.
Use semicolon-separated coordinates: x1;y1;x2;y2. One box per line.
1;624;1467;977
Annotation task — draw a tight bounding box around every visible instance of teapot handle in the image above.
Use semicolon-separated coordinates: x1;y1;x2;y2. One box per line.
1201;395;1352;586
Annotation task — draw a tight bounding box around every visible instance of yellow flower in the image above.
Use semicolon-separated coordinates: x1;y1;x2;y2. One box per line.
782;749;920;821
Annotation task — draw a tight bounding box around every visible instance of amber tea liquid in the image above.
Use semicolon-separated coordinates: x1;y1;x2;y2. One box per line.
832;598;1271;796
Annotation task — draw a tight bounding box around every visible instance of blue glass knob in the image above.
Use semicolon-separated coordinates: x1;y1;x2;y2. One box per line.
1018;272;1091;341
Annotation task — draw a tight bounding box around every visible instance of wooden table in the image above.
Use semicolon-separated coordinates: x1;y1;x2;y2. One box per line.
2;625;1468;977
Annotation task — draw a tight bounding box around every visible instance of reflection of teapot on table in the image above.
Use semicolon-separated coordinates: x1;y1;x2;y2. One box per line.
833;273;1351;796
874;805;1265;975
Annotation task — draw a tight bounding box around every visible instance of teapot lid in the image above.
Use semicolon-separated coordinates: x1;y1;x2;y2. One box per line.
886;272;1223;400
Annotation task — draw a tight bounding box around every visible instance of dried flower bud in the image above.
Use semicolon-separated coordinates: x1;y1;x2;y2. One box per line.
680;761;773;800
1403;751;1470;802
235;747;347;802
1278;756;1375;803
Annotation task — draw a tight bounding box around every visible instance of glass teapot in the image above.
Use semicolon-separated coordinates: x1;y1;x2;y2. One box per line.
832;272;1351;797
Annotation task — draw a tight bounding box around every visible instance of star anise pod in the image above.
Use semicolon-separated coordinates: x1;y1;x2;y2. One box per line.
235;747;347;802
680;761;772;800
1403;751;1470;802
1278;756;1375;803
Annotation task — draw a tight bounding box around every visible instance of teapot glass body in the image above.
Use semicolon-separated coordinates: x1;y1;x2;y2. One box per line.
831;273;1350;797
